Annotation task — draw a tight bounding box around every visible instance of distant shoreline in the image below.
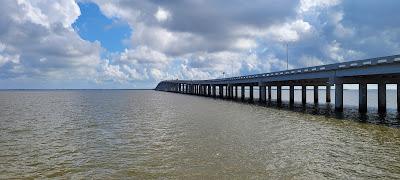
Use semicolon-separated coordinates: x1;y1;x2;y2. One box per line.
0;89;155;91
0;89;396;91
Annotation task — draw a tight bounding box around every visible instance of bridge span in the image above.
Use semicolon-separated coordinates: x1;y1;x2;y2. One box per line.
156;54;400;113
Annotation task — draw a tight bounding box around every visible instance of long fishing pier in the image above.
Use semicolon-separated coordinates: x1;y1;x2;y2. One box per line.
156;55;400;113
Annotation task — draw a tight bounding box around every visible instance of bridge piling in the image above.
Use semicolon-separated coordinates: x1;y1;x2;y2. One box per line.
289;85;294;106
209;85;212;96
228;84;233;99
268;85;272;103
226;85;230;98
241;85;245;101
212;85;216;97
378;83;386;113
259;83;266;103
359;83;367;113
302;85;307;104
235;86;238;99
219;85;223;98
277;85;282;105
326;85;331;102
225;85;228;98
398;83;400;111
335;84;343;112
249;85;254;102
314;85;319;104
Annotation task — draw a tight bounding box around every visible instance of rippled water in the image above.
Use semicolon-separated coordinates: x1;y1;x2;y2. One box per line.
1;90;400;179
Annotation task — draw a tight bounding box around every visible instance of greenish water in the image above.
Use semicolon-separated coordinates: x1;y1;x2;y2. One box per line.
1;90;400;179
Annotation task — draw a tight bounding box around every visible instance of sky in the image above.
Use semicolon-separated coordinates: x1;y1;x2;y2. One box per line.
0;0;400;89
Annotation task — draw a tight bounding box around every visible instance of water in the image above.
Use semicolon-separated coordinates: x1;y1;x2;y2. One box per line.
1;90;400;179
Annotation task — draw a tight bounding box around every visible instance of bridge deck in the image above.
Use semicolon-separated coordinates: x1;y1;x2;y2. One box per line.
156;54;400;113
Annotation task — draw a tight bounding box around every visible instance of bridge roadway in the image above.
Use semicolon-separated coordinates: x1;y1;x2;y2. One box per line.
155;54;400;113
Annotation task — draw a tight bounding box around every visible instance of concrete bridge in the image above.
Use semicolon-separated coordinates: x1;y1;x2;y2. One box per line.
155;54;400;113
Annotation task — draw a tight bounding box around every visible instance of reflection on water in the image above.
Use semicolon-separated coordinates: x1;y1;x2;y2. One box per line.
226;88;400;127
1;90;400;179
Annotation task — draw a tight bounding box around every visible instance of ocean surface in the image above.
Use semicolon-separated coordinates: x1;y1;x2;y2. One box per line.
1;90;400;179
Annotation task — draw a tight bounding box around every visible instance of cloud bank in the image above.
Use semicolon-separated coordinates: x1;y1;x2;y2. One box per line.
1;0;400;88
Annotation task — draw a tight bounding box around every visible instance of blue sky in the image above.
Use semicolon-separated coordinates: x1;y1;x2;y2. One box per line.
0;0;400;89
72;3;131;53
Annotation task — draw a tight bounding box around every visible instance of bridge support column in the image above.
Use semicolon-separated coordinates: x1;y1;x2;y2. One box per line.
228;85;231;98
197;84;201;95
314;85;319;104
235;86;238;99
277;85;282;105
335;84;343;112
268;85;272;103
198;85;202;95
241;85;245;101
225;85;228;98
302;85;307;104
181;84;184;93
359;83;367;113
259;83;266;103
398;84;400;112
208;85;212;96
212;85;216;97
326;85;331;102
219;85;224;98
249;85;254;102
289;85;294;106
227;84;232;99
181;84;183;93
230;85;234;99
378;83;386;113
